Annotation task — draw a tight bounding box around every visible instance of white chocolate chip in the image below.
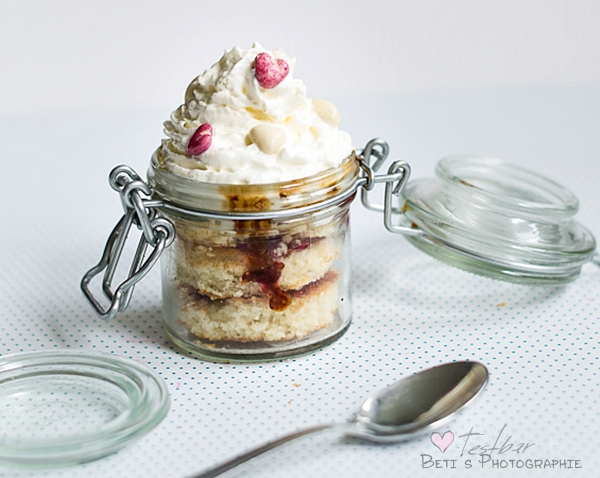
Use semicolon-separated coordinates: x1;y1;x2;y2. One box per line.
312;98;341;126
249;125;287;155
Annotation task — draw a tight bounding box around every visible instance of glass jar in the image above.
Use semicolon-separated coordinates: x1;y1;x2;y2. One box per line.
82;139;597;362
146;151;360;361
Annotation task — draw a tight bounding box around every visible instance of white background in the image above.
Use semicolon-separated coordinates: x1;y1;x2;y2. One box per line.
1;2;599;478
1;0;600;114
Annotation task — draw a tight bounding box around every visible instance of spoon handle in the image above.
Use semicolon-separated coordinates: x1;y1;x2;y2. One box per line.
189;423;337;478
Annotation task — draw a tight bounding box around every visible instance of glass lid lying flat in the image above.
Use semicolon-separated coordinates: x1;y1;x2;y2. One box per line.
0;350;170;467
398;156;596;285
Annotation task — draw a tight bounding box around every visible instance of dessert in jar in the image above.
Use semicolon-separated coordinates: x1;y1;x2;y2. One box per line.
81;44;597;363
148;43;359;360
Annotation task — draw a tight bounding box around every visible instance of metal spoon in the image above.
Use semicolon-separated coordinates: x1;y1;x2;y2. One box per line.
190;361;488;478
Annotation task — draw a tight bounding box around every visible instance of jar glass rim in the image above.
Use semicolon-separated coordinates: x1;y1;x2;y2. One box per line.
148;150;361;213
0;350;169;466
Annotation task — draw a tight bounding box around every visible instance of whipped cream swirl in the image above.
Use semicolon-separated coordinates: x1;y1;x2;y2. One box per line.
159;43;354;184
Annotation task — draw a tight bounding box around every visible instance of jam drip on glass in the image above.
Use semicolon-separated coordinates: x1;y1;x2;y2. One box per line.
242;236;291;311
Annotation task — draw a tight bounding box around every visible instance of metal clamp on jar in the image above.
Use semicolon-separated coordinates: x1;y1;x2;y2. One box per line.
82;139;597;361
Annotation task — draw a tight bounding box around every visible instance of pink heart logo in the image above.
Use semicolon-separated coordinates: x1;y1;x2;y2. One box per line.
254;52;289;89
430;431;454;453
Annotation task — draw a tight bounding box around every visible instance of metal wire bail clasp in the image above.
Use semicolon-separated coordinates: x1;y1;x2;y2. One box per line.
81;165;175;321
358;139;422;236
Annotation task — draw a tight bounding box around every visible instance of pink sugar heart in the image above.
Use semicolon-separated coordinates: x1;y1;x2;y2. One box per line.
430;431;454;453
254;52;289;89
187;123;213;155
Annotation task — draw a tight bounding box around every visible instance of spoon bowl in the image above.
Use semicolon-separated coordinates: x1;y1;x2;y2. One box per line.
191;361;488;478
351;361;488;442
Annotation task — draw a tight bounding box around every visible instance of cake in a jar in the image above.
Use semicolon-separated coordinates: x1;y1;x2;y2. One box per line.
155;43;354;343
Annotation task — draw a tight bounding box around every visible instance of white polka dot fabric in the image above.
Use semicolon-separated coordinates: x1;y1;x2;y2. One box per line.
0;86;599;477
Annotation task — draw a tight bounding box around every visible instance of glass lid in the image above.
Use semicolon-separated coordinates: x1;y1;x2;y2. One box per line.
0;350;170;467
399;156;596;285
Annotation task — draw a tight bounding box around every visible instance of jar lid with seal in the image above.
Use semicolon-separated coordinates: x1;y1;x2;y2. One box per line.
360;143;597;285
